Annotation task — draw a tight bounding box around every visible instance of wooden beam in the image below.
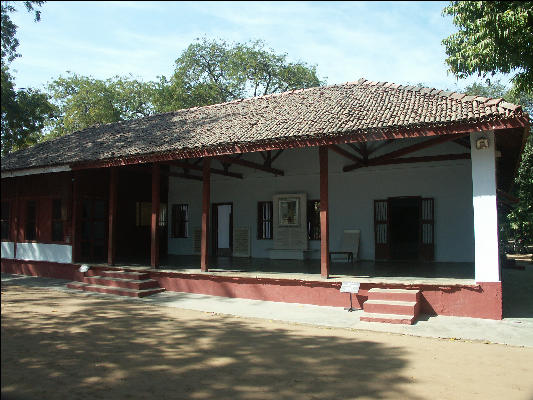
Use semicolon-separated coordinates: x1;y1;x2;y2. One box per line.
107;167;118;265
217;156;284;176
151;164;160;268
168;172;203;181
344;153;471;171
329;144;364;164
201;159;211;272
271;149;285;163
170;161;243;179
343;134;469;172
319;146;330;279
368;139;393;155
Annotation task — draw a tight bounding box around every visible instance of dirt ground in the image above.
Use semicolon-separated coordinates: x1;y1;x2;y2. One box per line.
1;283;533;400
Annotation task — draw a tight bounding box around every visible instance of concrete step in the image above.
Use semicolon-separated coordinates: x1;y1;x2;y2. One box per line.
67;282;165;298
363;299;420;316
83;276;159;290
99;270;151;280
367;288;420;302
360;312;416;325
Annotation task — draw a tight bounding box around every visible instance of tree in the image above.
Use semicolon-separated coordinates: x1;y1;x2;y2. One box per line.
46;73;156;137
1;65;54;154
442;1;533;92
0;1;53;155
153;38;324;113
1;1;44;62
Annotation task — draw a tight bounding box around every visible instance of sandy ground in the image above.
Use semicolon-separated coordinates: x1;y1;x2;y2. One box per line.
2;283;533;400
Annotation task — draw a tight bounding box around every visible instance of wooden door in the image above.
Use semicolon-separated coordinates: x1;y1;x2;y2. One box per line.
374;199;389;260
419;198;435;261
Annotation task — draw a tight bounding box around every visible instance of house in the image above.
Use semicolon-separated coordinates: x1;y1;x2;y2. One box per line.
1;79;529;321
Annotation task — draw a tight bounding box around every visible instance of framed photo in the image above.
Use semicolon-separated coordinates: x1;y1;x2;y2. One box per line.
278;198;299;226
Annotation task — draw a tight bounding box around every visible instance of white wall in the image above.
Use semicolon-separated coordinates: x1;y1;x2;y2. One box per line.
1;242;15;259
15;243;72;264
168;138;475;262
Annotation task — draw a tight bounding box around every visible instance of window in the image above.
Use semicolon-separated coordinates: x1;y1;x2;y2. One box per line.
171;204;189;238
1;201;10;240
307;200;320;240
52;199;64;242
25;200;37;241
257;201;273;239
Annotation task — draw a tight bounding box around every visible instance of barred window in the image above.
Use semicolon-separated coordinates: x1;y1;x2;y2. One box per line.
307;200;320;240
172;204;189;238
257;201;273;240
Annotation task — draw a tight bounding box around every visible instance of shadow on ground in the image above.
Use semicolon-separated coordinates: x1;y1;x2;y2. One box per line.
1;281;417;400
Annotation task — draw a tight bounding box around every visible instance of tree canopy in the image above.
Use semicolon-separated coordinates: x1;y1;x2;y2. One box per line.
153;38;324;113
0;0;54;156
442;1;533;92
46;74;156;138
46;38;325;135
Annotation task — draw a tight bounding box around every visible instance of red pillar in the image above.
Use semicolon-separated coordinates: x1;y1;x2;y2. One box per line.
71;172;78;264
151;163;160;268
319;146;330;279
201;158;211;272
108;167;118;265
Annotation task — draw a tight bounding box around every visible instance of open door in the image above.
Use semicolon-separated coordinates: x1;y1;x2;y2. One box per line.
211;203;233;256
419;198;435;261
374;199;389;260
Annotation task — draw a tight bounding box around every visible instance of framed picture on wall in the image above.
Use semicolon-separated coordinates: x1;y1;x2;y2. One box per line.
279;198;299;226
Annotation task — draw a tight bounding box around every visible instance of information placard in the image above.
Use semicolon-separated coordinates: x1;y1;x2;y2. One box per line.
340;282;360;294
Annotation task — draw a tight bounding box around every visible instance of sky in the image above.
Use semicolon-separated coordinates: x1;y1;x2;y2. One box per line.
8;1;510;94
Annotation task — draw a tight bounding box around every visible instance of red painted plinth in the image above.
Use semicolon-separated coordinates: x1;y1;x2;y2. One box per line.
1;259;503;320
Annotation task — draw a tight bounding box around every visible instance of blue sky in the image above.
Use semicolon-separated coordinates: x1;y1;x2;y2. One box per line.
8;1;509;93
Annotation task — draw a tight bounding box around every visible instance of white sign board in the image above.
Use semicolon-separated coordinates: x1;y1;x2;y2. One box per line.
340;282;360;294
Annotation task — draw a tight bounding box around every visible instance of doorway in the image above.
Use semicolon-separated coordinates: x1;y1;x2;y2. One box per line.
212;203;233;256
389;197;420;260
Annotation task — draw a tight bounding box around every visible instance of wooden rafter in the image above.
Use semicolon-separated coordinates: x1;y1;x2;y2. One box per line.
217;155;284;176
343;133;469;172
344;153;470;171
329;144;364;164
169;160;243;179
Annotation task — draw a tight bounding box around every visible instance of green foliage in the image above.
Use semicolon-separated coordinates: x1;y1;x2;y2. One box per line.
442;1;533;92
154;38;324;113
0;1;53;155
46;73;156;137
1;1;44;63
1;65;54;155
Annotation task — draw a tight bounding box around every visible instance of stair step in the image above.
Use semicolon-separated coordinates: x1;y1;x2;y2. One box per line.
363;299;419;316
99;270;150;280
83;276;159;290
367;288;420;302
67;282;165;298
360;312;416;325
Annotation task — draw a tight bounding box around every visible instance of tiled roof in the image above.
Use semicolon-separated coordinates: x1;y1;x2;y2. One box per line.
1;78;527;172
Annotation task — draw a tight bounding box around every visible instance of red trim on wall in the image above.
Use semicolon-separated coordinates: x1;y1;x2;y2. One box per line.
1;259;503;320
